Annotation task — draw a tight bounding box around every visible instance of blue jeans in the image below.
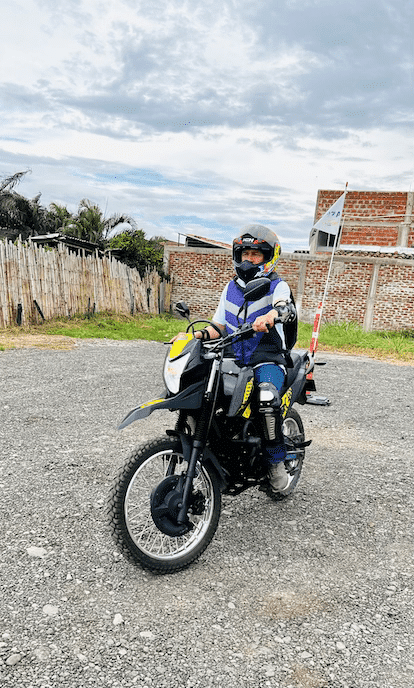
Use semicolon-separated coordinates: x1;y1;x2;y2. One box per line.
254;363;286;463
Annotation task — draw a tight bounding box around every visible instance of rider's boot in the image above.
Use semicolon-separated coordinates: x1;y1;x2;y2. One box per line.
256;377;293;495
266;439;294;494
267;460;292;492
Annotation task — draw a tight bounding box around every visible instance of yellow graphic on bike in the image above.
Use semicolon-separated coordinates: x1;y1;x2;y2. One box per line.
139;398;166;409
281;387;293;418
169;333;193;358
238;379;254;415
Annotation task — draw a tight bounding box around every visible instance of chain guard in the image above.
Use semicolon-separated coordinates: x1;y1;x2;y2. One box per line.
150;475;192;537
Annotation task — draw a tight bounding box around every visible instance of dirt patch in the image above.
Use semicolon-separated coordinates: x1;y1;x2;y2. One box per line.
289;667;329;687
257;590;327;620
0;333;76;351
309;424;382;451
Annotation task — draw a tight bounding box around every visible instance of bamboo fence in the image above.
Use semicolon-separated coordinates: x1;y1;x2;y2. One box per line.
0;239;172;328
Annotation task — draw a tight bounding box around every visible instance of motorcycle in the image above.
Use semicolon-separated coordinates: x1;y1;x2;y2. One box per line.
108;277;316;574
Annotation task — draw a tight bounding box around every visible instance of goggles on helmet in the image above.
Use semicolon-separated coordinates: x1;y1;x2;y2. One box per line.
233;225;281;280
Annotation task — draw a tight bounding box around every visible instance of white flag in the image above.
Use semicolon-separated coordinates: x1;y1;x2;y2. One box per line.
312;192;346;235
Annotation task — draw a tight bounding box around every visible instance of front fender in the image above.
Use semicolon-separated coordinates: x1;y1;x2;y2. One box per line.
118;381;205;430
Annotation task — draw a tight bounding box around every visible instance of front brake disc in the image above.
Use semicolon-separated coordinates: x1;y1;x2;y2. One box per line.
150;476;192;537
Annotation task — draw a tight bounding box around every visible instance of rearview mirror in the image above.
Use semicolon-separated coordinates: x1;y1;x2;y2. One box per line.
175;301;190;320
244;277;271;302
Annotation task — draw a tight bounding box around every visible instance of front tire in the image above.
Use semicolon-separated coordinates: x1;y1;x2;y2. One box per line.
107;437;221;573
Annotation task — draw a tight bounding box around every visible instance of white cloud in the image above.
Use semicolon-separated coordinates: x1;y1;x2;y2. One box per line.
0;0;413;252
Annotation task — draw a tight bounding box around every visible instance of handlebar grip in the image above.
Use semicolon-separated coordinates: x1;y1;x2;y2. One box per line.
265;317;282;331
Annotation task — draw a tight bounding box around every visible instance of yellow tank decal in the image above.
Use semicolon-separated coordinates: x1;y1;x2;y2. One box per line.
242;379;254;407
281;388;293;418
234;378;254;415
169;333;193;358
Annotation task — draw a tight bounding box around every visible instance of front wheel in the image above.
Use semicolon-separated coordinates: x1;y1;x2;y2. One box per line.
107;437;221;573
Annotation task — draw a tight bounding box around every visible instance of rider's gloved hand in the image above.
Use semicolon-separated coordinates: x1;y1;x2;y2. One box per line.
252;309;279;332
274;300;296;323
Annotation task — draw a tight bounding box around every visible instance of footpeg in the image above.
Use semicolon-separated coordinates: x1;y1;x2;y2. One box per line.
285;437;311;450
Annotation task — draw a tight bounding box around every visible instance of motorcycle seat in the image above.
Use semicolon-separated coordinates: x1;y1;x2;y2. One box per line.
284;351;304;390
221;352;305;398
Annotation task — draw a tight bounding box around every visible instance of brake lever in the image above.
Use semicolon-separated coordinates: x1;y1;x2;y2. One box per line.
265;316;282;331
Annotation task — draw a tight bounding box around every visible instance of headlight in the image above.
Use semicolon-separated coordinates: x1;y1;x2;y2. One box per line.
163;352;191;394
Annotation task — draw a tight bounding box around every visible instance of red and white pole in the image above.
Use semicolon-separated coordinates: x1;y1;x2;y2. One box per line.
306;300;322;394
309;300;323;356
306;183;348;404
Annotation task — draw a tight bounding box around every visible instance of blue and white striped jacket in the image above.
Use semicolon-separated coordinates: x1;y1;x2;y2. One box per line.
223;276;294;366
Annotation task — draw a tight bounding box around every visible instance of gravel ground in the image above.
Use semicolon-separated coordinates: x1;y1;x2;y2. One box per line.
0;339;413;688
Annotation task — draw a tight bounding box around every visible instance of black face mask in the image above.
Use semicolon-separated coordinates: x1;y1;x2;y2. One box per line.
235;260;260;282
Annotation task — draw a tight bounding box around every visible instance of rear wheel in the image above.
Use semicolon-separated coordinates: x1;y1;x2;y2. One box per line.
269;408;305;500
107;437;221;573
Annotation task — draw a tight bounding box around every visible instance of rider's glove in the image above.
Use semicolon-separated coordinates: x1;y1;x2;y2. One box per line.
274;300;296;323
198;328;211;341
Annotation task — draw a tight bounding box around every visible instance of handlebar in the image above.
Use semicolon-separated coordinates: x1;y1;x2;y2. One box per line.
166;317;283;349
207;319;283;353
219;317;283;343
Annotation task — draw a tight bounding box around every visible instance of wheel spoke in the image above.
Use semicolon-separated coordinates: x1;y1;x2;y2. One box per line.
123;447;216;562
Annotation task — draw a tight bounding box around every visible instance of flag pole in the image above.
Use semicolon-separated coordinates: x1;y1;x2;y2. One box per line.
309;182;348;359
305;183;348;404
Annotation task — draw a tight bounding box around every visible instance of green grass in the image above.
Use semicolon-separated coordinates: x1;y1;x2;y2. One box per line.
297;321;414;360
1;312;414;361
1;312;207;343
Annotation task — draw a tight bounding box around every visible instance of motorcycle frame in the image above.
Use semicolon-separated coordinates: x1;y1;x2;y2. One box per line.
173;341;313;521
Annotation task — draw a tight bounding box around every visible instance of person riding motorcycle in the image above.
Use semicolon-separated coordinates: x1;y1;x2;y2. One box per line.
171;224;297;496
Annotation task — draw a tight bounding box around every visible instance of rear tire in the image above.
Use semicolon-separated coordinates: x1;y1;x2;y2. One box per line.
269;407;305;500
107;437;221;573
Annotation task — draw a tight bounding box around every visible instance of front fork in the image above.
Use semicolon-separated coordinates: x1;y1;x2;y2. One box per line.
176;358;220;525
176;440;205;524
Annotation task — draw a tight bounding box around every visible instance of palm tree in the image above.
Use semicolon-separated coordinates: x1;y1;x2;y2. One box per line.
0;170;29;193
0;173;137;246
64;198;137;246
0;171;56;241
47;202;74;232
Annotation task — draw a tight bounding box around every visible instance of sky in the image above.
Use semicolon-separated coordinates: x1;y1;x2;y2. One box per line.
1;0;413;251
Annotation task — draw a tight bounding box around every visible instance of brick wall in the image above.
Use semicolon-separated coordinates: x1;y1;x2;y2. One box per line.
166;248;235;319
297;258;372;325
164;246;414;331
164;189;414;332
315;190;411;249
374;263;414;330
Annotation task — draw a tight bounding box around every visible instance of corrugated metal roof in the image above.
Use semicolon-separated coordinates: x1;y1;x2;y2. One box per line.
180;233;231;250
